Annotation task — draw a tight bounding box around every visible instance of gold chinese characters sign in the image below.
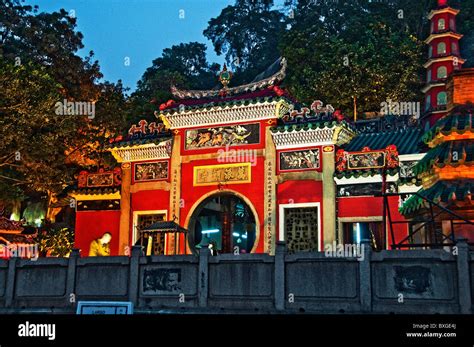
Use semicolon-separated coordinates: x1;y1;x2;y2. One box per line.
193;163;252;186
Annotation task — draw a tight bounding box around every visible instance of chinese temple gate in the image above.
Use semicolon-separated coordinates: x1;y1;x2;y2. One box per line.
70;0;474;256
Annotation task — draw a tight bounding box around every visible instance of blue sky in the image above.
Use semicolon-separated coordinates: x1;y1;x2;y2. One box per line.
26;0;242;91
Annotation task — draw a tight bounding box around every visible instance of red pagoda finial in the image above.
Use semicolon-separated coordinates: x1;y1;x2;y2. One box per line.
438;0;448;7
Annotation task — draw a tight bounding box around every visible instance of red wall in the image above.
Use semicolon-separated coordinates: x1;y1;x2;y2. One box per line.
75;210;121;256
277;180;324;247
338;195;408;248
180;156;266;253
176;120;271;253
130;190;170;245
131;190;170;211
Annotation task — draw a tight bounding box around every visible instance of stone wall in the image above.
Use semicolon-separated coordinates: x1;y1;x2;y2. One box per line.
0;240;472;314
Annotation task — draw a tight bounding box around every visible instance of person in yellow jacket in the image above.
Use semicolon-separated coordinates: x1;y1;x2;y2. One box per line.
88;232;112;256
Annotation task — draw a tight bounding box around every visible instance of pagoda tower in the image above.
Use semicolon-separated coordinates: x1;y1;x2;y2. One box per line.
400;0;474;246
422;0;465;126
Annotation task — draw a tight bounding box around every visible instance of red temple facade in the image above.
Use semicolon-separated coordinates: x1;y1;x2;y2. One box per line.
70;0;474;256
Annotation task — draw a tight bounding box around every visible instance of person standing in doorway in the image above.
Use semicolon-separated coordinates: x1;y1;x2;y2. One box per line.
89;232;112;256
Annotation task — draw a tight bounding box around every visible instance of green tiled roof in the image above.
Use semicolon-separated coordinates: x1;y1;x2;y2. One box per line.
400;179;474;215
163;95;292;114
398;176;423;186
142;221;187;233
271;119;354;133
335;167;398;179
413;140;474;176
107;136;171;150
70;187;120;196
343;128;423;155
422;113;474;144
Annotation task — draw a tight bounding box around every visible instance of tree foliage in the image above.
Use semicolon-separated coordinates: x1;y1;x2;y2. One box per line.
0;0;128;203
280;0;474;116
36;226;74;257
203;0;286;85
131;42;220;122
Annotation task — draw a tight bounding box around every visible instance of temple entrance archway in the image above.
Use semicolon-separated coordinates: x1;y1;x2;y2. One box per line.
185;191;259;254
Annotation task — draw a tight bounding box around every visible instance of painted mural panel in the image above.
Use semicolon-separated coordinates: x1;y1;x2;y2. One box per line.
347;151;386;170
399;161;417;178
134;161;169;182
185;123;260;150
279;149;320;171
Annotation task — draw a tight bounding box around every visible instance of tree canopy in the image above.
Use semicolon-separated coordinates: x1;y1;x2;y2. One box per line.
0;0;127;205
130;42;220;123
203;0;287;85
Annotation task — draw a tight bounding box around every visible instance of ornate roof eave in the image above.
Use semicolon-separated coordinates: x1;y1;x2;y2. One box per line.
160;99;292;130
270;122;356;150
69;189;121;201
422;113;474;146
400;179;473;217
413;140;474;179
427;7;460;20
334;172;399;185
425;31;463;45
421;82;446;93
423;55;465;68
171;58;287;99
107;138;172;163
428;131;474;148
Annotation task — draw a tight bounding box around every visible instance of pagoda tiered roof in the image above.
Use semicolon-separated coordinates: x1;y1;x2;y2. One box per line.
414;140;474;176
401;104;474;216
400;179;474;215
422;112;474;146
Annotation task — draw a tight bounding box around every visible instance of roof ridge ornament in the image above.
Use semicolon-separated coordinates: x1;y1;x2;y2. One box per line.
219;63;233;90
438;0;448;7
169;58;287;100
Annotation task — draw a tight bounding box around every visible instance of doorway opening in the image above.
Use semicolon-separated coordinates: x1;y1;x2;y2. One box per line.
188;193;257;254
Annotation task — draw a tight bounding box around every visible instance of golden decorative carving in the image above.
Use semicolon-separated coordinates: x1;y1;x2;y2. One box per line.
193;163;251;187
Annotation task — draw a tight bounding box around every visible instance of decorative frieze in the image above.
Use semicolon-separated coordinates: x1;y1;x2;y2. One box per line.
133;160;169;183
185;123;260;150
160;101;289;129
278;148;320;172
110;140;172;163
271;127;336;149
78;168;121;188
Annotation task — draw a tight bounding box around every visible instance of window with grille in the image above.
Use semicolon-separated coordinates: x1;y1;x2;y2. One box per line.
137;213;166;255
283;206;319;253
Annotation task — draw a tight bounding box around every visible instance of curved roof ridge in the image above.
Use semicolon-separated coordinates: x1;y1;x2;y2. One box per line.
170;58;287;100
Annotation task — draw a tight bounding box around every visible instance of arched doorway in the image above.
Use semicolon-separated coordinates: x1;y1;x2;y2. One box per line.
186;192;257;254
